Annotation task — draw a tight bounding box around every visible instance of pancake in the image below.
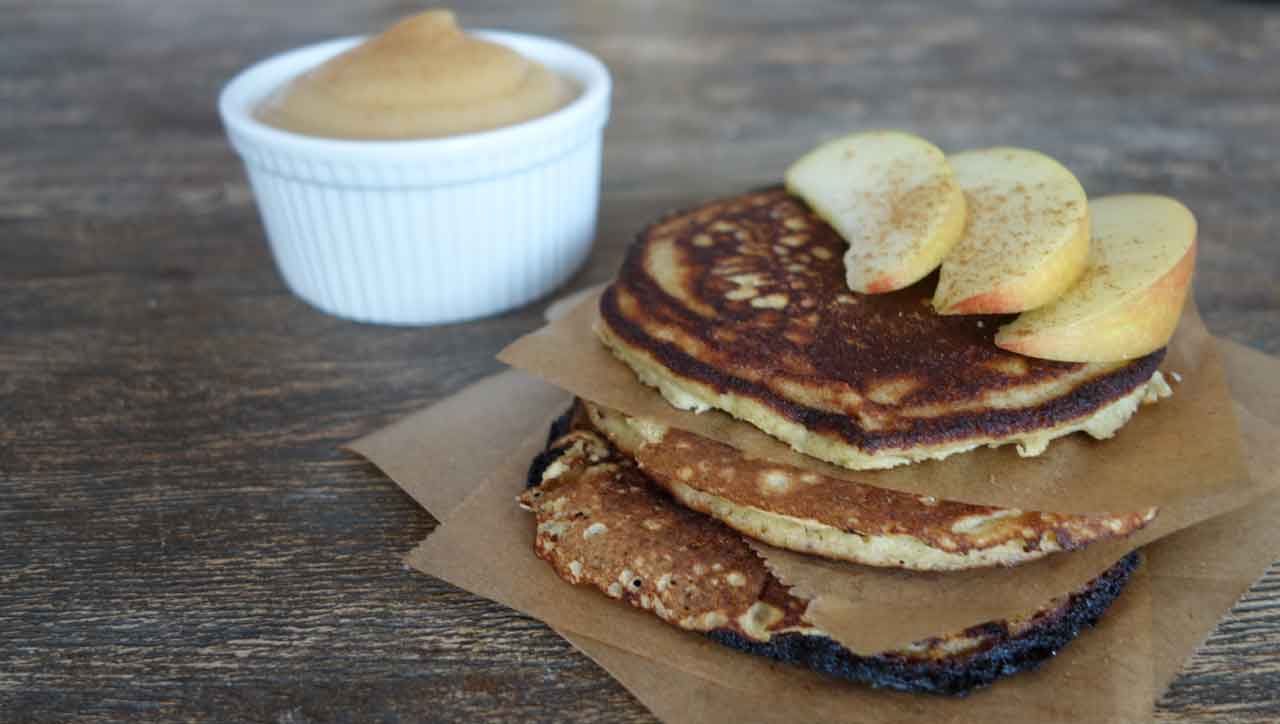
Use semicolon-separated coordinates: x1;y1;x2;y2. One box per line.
519;405;1140;695
596;186;1171;470
583;400;1156;571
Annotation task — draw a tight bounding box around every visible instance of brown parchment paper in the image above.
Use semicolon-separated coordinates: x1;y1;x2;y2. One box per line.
349;370;569;521
498;290;1250;522
348;339;1280;723
365;378;1157;719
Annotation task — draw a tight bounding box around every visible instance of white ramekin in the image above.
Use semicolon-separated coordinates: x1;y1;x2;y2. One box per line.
219;32;611;325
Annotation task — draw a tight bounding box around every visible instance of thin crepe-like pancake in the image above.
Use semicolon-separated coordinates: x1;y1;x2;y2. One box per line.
583;400;1156;571
597;187;1171;470
519;406;1140;695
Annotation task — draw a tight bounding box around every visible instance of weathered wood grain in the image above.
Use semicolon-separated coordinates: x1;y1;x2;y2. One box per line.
1;0;1277;721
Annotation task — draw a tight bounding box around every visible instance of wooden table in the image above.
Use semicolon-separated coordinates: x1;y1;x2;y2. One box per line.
4;1;1278;720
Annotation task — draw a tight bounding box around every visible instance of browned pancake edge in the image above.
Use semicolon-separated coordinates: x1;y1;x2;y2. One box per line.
582;399;1156;571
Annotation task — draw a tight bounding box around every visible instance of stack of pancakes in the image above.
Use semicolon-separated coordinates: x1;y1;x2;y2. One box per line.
520;187;1169;695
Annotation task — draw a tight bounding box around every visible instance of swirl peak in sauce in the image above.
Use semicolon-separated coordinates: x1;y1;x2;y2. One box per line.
256;10;576;140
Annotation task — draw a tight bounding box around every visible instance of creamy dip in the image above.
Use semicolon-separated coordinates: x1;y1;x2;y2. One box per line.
255;10;575;139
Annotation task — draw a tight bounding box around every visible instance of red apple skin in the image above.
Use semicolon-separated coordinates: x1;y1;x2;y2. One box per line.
865;274;898;294
995;238;1197;362
944;290;1016;315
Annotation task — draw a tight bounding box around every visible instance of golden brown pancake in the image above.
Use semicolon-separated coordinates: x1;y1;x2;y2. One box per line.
519;406;1140;695
583;400;1156;571
596;187;1170;470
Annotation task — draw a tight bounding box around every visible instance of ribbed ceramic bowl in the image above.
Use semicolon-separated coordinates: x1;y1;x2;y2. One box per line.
219;32;611;325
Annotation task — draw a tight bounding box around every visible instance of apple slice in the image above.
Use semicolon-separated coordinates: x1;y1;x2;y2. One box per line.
785;130;966;294
995;194;1197;362
933;148;1089;315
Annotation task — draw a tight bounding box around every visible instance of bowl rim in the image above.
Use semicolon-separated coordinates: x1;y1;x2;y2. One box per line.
218;30;611;161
